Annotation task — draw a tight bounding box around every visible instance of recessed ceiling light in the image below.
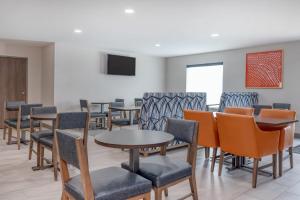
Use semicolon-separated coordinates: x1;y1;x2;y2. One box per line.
124;8;135;14
155;43;161;47
73;29;82;34
210;33;220;38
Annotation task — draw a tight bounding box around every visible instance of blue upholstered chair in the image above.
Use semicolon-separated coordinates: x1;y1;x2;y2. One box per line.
134;98;143;106
28;106;57;164
39;112;89;181
273;103;291;110
252;104;273;115
55;130;152;200
218;92;259;112
80;99;106;128
122;118;199;200
3;100;25;140
5;103;42;150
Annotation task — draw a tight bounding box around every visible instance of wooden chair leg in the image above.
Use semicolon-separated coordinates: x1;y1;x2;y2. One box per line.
252;158;259;188
205;147;210;159
40;145;44;168
7;127;12;144
154;188;162;200
164;188;168;197
17;129;21;150
218;150;224;176
211;147;217;173
279;150;283;177
143;192;151;200
29;138;33;160
3;126;6;140
289;147;293;169
272;154;277;179
189;176;198;200
53;148;58;181
61;190;69;200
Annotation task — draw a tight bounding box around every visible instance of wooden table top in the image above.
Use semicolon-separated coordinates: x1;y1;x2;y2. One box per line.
109;106;141;111
254;116;298;126
31;114;57;120
94;129;174;149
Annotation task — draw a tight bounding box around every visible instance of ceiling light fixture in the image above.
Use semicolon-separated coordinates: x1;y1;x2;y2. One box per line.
155;43;161;47
73;29;83;34
210;33;220;38
124;8;135;14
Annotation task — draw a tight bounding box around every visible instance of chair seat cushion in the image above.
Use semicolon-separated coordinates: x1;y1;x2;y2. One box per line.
90;112;106;118
31;130;53;142
4;119;40;129
39;135;53;148
121;156;192;187
112;118;130;126
65;167;151;200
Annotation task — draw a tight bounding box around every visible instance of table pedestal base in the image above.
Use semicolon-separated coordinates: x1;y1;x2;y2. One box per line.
129;149;140;173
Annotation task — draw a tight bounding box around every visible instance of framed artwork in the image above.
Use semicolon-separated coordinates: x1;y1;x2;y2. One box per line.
246;50;283;88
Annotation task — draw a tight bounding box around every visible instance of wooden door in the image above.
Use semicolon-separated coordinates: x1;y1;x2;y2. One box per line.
0;56;27;128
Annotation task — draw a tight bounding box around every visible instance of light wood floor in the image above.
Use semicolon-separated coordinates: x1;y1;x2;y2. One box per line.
1;127;300;200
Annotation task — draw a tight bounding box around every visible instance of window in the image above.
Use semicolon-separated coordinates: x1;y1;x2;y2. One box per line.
186;62;223;105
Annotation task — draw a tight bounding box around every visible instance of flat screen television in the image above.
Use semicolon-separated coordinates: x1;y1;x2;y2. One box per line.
107;54;136;76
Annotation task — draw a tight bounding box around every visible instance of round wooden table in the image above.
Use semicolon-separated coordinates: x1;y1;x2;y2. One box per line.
94;129;174;172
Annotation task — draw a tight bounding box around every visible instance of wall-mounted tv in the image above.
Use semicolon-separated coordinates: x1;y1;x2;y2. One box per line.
107;54;136;76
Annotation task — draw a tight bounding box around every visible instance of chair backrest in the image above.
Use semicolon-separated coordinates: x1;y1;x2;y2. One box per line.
184;110;219;148
55;130;94;199
56;112;89;146
134;98;143;107
259;109;296;120
216;113;259;156
165;118;199;166
5;100;26;111
31;106;57;115
252;104;272;115
80;99;89;112
115;98;124;103
224;107;254;116
166;118;198;144
20;104;43;116
111;102;124;108
218;92;258;112
273;103;291;110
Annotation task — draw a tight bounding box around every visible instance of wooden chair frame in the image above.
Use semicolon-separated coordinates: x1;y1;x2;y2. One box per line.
55;133;150;200
153;122;199;200
80;99;105;129
40;113;90;181
6;105;41;150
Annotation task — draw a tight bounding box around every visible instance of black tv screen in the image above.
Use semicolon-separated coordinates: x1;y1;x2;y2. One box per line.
107;54;136;76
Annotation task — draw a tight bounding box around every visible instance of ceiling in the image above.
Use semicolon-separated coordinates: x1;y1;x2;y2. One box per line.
0;0;299;57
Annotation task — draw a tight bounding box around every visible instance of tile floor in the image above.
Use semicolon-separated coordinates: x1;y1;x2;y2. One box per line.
1;128;300;200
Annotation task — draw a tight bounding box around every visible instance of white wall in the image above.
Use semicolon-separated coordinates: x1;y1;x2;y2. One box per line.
41;44;55;106
54;42;166;111
166;41;300;131
0;42;43;103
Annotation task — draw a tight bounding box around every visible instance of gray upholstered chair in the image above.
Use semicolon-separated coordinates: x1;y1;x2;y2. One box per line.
122;118;199;200
39;112;89;181
3;100;25;140
80;99;106;128
28;106;57;165
252;104;272;115
134;98;143;106
5;103;42;150
273;103;291;110
108;102;130;131
55;130;152;200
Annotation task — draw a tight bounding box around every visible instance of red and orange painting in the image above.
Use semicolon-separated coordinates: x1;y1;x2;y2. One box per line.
246;50;283;88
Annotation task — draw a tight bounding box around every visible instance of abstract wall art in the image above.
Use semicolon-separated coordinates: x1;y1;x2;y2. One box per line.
246;50;283;88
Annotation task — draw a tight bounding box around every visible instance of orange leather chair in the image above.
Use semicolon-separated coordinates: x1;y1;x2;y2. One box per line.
184;110;219;172
259;109;296;176
224;107;254;116
216;113;280;188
